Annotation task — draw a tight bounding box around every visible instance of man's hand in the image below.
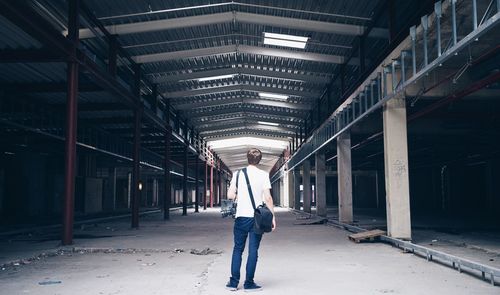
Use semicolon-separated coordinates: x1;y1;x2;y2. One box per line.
272;216;276;231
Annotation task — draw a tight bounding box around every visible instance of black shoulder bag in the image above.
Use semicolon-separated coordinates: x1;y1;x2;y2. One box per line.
242;168;274;234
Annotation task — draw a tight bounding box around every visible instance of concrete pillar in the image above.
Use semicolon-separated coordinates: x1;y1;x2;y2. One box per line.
315;152;327;217
279;176;285;207
107;167;116;211
284;169;292;208
302;160;311;213
337;131;353;224
293;168;301;210
383;97;412;240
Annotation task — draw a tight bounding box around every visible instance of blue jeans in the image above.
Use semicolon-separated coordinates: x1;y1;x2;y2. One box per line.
230;217;263;286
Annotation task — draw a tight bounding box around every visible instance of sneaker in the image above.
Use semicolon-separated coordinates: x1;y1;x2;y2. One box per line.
225;281;238;291
244;282;262;292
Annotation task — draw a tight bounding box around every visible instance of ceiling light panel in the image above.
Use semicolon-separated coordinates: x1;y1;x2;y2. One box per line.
263;32;309;49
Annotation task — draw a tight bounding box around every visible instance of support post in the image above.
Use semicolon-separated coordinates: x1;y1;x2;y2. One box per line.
294;168;301;210
182;143;188;216
337;131;353;224
204;160;208;210
383;98;412;240
286;168;293;209
62;0;79;246
163;119;171;220
315;152;327;217
210;164;214;208
218;165;222;204
131;63;142;229
302;160;311;213
195;155;199;213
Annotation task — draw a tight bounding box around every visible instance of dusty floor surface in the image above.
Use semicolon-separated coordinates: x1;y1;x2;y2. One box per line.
323;207;500;270
0;208;498;294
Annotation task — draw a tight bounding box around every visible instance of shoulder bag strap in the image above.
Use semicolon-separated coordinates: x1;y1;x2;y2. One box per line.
235;170;240;198
242;168;257;210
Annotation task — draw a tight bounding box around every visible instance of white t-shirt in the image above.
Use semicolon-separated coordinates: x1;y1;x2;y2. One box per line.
229;165;272;218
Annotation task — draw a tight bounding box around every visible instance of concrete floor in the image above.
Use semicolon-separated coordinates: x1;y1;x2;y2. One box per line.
321;207;500;270
0;208;498;294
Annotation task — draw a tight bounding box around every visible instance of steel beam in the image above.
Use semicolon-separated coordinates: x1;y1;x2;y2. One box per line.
187;107;307;119
172;96;313;110
62;0;79;246
192;115;301;128
134;45;356;65
203;128;293;139
75;11;388;39
197;121;298;132
151;66;332;84
164;83;320;99
200;123;296;134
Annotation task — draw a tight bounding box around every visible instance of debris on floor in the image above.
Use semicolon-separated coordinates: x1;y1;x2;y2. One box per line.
190;248;222;255
348;230;386;243
38;280;62;285
294;218;328;225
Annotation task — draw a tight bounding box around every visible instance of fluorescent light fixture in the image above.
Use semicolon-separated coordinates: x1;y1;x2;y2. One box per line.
258;121;279;127
197;74;236;82
264;32;308;49
258;92;288;100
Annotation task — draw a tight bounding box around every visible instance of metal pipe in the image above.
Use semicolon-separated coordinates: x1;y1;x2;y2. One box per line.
62;0;79;246
182;143;188;216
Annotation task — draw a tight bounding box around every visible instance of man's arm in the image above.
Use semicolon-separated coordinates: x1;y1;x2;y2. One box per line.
227;174;237;200
228;186;237;200
263;189;276;231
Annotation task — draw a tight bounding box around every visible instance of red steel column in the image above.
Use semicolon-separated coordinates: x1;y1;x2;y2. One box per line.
218;163;222;205
62;0;79;246
194;155;200;213
204;160;208;210
210;164;214;208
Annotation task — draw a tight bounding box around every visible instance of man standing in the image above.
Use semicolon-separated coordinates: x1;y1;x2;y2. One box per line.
226;148;276;292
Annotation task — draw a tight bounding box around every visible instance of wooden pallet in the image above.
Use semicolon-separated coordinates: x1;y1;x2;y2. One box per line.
348;230;386;243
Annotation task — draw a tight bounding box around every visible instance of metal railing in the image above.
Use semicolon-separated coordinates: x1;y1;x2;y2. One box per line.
275;0;500;177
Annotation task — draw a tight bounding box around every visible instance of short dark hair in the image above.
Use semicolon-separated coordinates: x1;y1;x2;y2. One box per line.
247;148;262;165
